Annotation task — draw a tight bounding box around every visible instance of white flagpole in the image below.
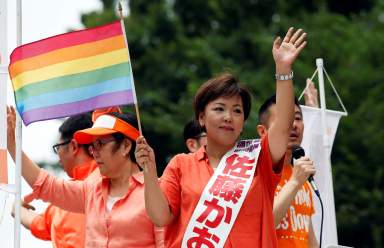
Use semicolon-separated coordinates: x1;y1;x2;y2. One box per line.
316;58;329;151
14;0;23;247
0;0;9;183
315;58;338;245
0;1;8;127
117;3;143;135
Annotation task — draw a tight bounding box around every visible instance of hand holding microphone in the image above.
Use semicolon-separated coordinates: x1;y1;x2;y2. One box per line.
292;146;320;196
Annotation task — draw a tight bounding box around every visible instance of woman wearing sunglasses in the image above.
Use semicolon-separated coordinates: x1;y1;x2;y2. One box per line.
7;109;163;248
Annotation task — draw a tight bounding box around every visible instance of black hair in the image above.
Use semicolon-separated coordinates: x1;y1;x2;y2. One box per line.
107;112;139;163
183;120;204;142
59;112;93;156
194;73;252;121
258;94;301;126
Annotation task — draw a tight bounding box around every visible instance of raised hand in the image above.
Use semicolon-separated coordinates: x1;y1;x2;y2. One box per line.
7;106;16;156
304;79;319;108
272;27;307;72
135;136;157;176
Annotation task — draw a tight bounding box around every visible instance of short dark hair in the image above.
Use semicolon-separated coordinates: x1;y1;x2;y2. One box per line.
258;94;301;126
107;112;140;163
59;112;93;156
183;120;204;142
194;73;252;121
59;112;93;140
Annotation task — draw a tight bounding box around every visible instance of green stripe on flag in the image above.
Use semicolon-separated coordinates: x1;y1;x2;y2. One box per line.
15;62;131;102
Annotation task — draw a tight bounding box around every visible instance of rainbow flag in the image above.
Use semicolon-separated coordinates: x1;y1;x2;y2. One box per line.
8;21;135;125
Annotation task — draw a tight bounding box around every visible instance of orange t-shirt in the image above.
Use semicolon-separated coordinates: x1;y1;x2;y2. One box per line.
160;135;283;248
29;161;99;248
275;164;315;247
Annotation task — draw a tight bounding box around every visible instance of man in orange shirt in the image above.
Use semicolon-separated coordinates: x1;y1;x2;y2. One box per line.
257;91;319;248
12;112;97;248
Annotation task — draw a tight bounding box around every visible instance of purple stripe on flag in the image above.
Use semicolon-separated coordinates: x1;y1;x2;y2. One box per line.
21;90;134;125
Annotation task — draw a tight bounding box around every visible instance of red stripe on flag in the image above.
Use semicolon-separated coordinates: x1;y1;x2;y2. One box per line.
10;21;123;63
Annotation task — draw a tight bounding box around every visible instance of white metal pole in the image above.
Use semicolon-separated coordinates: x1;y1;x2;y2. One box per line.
316;58;329;150
0;0;9;183
14;1;22;248
0;0;8;125
315;58;339;245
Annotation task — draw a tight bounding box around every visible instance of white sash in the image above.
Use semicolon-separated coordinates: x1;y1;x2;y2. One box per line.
182;139;262;248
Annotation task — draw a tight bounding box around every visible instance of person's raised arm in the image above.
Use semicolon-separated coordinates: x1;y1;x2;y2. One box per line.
135;136;173;226
269;28;307;164
7;106;40;186
304;78;319;108
7;106;86;213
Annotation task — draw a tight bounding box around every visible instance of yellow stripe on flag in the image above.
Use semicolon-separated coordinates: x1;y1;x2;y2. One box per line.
13;49;129;91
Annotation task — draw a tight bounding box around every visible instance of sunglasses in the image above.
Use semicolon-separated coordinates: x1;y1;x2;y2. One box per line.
88;136;116;153
52;140;71;154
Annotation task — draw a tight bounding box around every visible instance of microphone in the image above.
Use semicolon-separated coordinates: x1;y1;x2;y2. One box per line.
292;146;320;197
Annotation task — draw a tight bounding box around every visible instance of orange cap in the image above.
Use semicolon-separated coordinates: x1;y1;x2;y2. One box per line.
74;114;140;144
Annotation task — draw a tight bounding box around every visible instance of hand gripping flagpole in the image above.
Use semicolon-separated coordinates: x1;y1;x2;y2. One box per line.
117;2;148;172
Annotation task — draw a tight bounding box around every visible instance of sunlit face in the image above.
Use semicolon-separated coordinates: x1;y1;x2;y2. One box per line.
266;104;304;149
289;106;304;149
199;95;244;149
90;135;123;177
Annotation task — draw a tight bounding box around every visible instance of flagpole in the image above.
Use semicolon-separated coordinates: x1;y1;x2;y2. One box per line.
315;58;338;245
14;0;23;247
0;0;9;187
316;59;329;150
117;2;143;135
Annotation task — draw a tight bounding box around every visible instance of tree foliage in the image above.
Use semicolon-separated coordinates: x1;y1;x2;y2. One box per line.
80;0;384;246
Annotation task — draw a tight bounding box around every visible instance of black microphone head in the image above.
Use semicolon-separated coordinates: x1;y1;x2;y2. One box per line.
292;145;305;159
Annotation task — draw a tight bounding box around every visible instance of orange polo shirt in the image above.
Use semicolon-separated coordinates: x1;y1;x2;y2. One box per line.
26;170;164;248
29;161;98;248
160;135;283;248
275;164;315;247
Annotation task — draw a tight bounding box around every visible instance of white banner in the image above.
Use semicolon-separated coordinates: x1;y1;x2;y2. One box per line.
0;0;8;185
301;105;345;246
